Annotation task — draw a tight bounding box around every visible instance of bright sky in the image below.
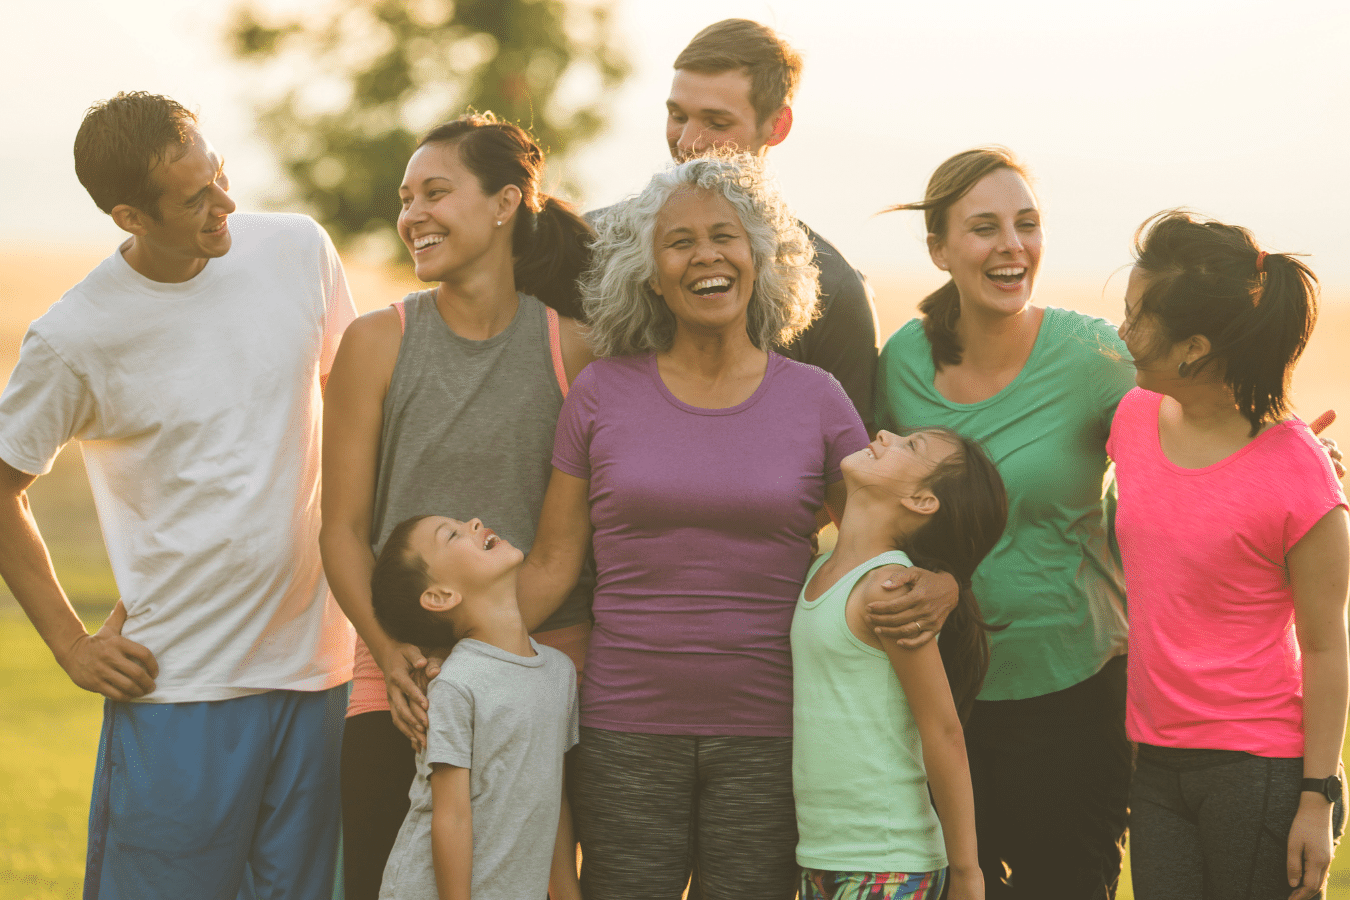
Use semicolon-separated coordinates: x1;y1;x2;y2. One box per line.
6;0;1348;294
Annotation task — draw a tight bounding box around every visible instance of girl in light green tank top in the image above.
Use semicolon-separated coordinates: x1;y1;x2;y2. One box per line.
791;427;1006;900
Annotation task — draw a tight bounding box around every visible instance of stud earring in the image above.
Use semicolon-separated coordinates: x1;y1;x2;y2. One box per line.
495;221;502;227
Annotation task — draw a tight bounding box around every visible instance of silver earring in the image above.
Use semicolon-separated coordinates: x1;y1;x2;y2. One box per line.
1178;361;1191;378
495;220;502;227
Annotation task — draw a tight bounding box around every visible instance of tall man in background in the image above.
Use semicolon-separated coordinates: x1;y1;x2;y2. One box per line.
616;17;881;427
0;92;355;899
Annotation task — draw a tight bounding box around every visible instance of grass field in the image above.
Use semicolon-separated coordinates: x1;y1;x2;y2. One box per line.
1;248;1348;897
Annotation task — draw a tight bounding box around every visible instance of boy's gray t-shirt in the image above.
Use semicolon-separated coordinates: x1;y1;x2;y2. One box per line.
379;638;579;900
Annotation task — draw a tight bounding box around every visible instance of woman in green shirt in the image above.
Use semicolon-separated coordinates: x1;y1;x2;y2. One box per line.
875;147;1135;900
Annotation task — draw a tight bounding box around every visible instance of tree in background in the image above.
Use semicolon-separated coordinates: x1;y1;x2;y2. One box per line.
228;0;630;256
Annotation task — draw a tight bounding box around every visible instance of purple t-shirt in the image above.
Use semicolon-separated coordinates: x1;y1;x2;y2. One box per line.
553;352;867;736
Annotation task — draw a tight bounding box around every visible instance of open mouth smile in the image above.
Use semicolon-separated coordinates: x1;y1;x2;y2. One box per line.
986;266;1026;286
689;276;733;297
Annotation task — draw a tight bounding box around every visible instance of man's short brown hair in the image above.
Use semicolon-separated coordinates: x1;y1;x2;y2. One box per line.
73;92;197;220
673;19;803;125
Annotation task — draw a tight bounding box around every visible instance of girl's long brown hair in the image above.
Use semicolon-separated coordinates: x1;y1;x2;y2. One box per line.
902;429;1009;721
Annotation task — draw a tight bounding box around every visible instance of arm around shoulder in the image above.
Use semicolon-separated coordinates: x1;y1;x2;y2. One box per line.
320;308;436;742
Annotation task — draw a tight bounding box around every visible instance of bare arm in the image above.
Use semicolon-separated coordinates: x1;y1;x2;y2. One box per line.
0;459;157;698
1286;506;1350;900
549;783;582;900
320;309;436;744
518;468;593;632
430;764;473;900
880;634;983;900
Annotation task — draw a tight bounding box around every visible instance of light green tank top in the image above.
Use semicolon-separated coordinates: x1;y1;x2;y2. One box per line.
791;549;947;872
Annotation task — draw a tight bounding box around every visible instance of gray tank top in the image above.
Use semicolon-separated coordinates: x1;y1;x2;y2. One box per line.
371;289;591;630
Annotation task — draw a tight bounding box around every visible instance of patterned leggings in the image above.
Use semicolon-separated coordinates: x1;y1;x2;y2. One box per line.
571;727;798;900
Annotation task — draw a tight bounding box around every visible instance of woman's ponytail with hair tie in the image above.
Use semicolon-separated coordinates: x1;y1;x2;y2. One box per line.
1252;250;1269;306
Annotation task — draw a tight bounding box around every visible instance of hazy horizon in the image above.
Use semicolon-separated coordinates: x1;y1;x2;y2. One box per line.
5;0;1348;294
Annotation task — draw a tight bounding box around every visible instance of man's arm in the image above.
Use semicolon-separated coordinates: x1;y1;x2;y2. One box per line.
0;458;156;698
430;764;473;900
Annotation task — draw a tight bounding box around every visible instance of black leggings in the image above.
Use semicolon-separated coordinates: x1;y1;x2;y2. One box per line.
965;654;1132;900
1130;745;1346;900
571;727;798;900
340;711;417;900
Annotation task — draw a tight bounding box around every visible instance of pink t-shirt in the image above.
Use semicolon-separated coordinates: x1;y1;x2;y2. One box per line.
553;352;867;736
1108;387;1347;756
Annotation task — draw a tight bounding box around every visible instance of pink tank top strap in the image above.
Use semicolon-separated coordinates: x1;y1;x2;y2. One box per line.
546;306;568;398
392;299;407;334
347;636;389;717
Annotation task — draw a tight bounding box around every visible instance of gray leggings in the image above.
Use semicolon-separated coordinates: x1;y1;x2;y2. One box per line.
571;727;798;900
1130;744;1346;900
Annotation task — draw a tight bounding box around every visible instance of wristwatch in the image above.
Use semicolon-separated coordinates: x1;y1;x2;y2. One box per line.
1301;774;1343;803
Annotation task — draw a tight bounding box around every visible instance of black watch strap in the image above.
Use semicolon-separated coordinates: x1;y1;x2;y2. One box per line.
1301;775;1342;803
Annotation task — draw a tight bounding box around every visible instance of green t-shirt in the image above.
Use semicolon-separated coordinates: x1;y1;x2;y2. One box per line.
875;308;1133;701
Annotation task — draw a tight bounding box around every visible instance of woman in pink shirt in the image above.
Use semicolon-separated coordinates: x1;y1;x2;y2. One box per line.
1108;211;1348;900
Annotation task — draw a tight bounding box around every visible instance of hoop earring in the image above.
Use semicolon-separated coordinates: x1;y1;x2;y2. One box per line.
1177;361;1191;378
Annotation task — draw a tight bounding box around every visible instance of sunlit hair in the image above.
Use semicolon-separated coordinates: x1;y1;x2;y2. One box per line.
902;428;1008;722
417;113;594;319
1129;210;1317;436
673;19;803;125
73;92;198;220
370;515;459;649
583;151;819;357
886;147;1033;370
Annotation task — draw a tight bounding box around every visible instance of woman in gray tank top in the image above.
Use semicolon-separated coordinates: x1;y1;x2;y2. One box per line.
319;114;595;900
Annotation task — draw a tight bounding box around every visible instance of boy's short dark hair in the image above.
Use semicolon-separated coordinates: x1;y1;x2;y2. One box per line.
371;515;459;648
73;91;198;219
673;19;803;125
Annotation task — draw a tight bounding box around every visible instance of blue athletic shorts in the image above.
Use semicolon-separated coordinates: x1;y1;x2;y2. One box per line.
84;686;346;900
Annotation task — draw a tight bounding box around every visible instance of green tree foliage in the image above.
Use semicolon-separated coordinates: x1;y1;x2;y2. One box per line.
228;0;630;254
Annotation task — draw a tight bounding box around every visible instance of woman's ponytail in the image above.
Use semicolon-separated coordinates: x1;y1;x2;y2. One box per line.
419;113;594;322
1131;211;1318;434
918;279;963;370
513;195;594;322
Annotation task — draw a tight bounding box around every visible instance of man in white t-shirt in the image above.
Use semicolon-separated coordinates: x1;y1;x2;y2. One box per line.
0;92;356;900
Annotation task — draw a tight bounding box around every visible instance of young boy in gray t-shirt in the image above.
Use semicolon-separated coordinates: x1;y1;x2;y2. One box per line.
371;514;579;900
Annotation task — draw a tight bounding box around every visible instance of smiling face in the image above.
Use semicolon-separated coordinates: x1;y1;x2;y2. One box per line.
120;127;235;282
665;68;783;160
649;187;757;336
409;516;523;601
845;429;959;498
397;141;515;283
929;167;1042;320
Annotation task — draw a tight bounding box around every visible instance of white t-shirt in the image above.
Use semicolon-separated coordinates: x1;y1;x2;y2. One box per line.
0;213;356;701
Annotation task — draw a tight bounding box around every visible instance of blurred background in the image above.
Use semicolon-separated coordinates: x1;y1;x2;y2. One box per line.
1;0;1347;896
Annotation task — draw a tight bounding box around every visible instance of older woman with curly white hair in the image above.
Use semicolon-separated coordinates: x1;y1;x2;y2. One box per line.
517;153;867;899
